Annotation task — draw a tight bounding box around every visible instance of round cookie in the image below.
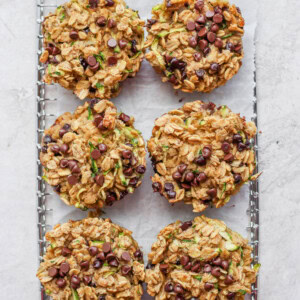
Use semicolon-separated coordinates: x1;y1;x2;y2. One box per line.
37;218;145;299
40;0;145;100
145;0;244;93
40;99;146;210
145;216;260;299
148;100;258;212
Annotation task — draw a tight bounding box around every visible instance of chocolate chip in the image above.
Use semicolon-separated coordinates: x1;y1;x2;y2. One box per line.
118;39;128;49
134;249;143;259
172;171;182;181
204;264;212;273
212;257;222;266
136;165;146;174
83;275;92;285
96;16;106;26
233;134;243;143
80;261;89;270
213;13;223;23
69;31;79;40
211;24;220;33
95;174;104;186
234;174;242;184
60;144;69;154
170;58;186;71
202;146;212;158
207;188;217;198
194;1;204;11
165;282;173;292
196;69;205;78
195;155;206;166
211;63;220;71
61;247;71;256
159;263;169;273
91;149;101;160
207;32;216;43
180;255;190;266
224;274;235;285
69;162;80;174
173;283;184;294
93;259;102;269
107;56;118;66
196;15;206;24
67;175;78;185
204;282;214;291
198;39;208;50
109;258;119;267
167;190;176;198
203;47;211;56
177;164;187;174
189;36;198;48
105;0;114;6
121;252;131;262
191;262;201;272
198;27;207;38
121;265;132;275
60;159;69;168
59;128;67;137
87;56;97;67
164;183;174;191
60;262;70;275
71;275;81;289
41;145;48;153
90;61;100;72
123;167;133;176
194;53;202;62
227;292;236;299
238;142;246;152
102;242;111;253
97;144;106;154
187;21;196;31
89;0;98;8
222;142;231;153
108;38;117;48
226;42;235;52
131;39;138;53
56;278;66;288
152;182;162;192
224;153;234;162
184;261;192;271
80;57;88;70
206;10;215;19
54;184;61;193
211;267;221;277
48;267;58;277
181;221;192;231
169;75;177;84
122;150;132;159
221;260;229;270
197;172;207;183
51;145;60;154
185;172;194;182
89;246;99;256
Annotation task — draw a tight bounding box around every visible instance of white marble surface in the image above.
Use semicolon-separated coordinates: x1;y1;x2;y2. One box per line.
0;0;299;299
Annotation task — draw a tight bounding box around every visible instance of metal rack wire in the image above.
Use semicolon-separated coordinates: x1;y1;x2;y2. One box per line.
36;1;259;299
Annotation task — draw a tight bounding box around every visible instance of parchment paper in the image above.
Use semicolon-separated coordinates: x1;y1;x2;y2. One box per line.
42;1;257;298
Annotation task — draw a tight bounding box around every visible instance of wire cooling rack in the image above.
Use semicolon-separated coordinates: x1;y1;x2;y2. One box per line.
36;0;260;299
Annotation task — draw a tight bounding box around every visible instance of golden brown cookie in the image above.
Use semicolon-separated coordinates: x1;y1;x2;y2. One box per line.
40;99;146;210
145;0;244;93
146;216;260;299
40;0;145;100
37;218;145;299
148;100;258;212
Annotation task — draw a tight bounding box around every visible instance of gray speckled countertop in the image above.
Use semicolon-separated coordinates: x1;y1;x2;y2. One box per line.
0;0;299;299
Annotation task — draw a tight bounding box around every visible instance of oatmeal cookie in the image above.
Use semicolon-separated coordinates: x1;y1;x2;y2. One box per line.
144;0;244;93
37;218;145;299
145;216;260;300
40;99;146;210
148;100;258;212
40;0;145;100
